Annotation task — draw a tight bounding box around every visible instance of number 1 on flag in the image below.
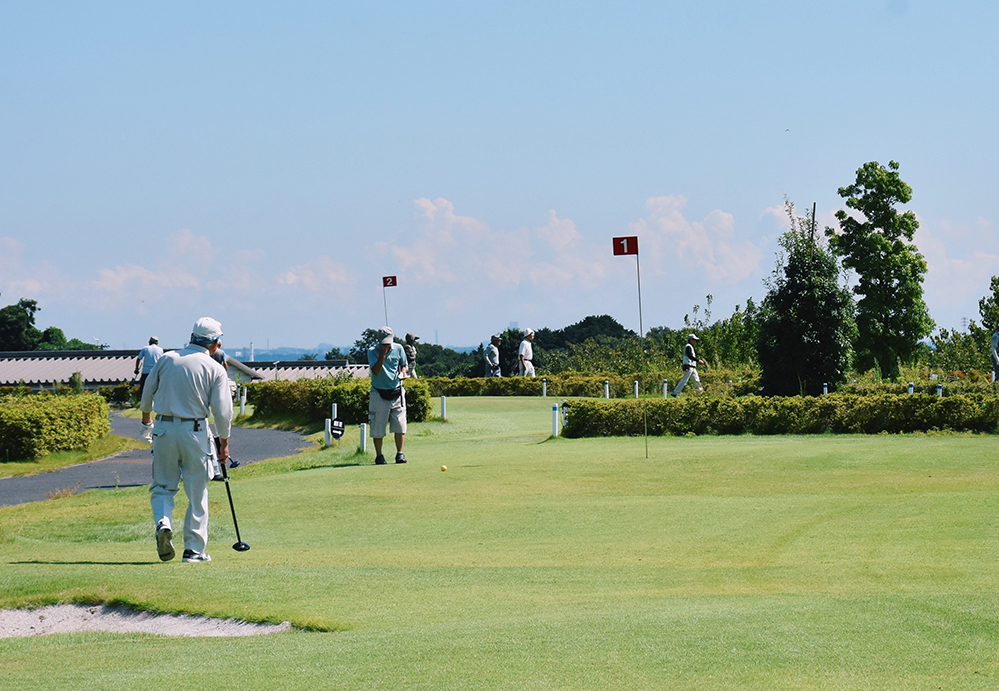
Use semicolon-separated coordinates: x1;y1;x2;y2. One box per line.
613;236;638;256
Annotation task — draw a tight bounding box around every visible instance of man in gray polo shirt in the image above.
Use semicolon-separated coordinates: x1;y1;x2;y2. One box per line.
367;326;408;465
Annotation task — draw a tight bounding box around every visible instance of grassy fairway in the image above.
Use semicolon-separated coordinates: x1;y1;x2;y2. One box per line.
2;397;999;689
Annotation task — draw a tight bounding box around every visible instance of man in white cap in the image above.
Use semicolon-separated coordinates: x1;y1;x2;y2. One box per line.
368;326;408;465
671;334;705;397
140;317;233;563
518;329;536;377
485;334;502;377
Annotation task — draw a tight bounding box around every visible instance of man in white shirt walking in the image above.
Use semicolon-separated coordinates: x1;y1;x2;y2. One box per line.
140;317;233;563
134;336;164;400
519;329;536;377
671;334;705;397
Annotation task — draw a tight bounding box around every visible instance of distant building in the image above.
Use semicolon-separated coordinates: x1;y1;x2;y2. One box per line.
0;350;369;392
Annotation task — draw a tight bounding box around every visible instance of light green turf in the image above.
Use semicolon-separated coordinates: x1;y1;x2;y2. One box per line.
3;397;999;689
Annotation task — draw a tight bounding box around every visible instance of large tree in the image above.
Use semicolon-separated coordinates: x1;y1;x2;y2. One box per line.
758;201;856;395
0;298;43;351
826;161;933;378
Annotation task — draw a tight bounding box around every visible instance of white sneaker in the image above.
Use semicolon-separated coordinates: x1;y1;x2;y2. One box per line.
156;526;175;562
182;550;212;563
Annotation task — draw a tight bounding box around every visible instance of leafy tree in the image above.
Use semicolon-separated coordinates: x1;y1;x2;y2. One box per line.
414;343;482;378
323;347;348;360
759;200;856;396
298;353;318;361
0;298;42;351
826;161;933;378
348;328;386;364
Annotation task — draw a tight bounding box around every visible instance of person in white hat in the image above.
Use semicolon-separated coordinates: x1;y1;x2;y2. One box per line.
140;317;233;563
367;326;408;465
518;329;536;377
671;333;705;397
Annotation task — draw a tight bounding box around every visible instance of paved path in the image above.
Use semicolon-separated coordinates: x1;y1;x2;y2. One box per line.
0;414;309;507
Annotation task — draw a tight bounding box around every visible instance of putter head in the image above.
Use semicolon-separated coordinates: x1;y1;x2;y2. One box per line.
233;541;250;552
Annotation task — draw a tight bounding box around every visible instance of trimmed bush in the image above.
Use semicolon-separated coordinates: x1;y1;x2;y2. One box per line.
247;376;431;425
0;393;111;461
561;393;999;438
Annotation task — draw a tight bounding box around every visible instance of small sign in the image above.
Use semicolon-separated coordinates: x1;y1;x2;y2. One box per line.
383;276;397;287
330;418;345;440
613;236;639;256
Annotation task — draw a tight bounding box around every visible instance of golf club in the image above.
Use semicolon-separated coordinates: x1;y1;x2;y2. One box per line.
218;454;250;552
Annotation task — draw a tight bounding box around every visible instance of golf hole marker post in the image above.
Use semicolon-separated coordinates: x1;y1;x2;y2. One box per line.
382;275;397;325
613;235;649;458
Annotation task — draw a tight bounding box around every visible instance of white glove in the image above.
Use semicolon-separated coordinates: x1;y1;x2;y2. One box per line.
140;422;154;443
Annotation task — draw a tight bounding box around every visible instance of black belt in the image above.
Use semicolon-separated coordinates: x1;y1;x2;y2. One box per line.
158;415;202;422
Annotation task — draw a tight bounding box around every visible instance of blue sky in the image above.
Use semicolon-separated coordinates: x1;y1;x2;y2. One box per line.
2;1;997;351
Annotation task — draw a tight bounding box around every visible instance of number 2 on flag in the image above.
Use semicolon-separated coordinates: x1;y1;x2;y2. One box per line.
612;236;638;256
383;276;397;287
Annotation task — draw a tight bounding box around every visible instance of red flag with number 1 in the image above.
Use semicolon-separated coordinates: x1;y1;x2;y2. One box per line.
612;236;638;256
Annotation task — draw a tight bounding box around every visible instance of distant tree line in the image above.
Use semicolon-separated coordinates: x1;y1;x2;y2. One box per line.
0;295;103;352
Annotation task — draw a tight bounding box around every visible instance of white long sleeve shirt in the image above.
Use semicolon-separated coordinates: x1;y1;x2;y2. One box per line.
140;343;233;439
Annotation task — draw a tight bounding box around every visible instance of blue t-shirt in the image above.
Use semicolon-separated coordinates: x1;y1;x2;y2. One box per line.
368;342;406;390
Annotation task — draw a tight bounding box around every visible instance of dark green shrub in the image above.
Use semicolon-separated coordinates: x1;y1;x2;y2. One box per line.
247;376;431;425
562;393;999;438
0;393;111;461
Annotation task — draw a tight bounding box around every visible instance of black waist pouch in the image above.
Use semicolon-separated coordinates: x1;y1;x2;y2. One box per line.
377;387;402;401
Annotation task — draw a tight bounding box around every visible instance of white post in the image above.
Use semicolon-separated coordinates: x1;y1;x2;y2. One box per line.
324;419;331;448
937;383;943;397
441;395;447;420
908;382;914;394
823;383;828;395
332;403;338;420
663;379;668;399
552;403;559;437
542;378;547;397
239;386;247;415
634;380;639;398
359;423;367;452
604;380;610;399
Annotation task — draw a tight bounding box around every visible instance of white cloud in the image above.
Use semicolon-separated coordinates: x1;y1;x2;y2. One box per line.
639;195;763;282
276;256;355;293
916;218;999;316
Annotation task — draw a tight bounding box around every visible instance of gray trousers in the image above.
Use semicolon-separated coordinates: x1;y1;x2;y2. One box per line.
150;418;211;554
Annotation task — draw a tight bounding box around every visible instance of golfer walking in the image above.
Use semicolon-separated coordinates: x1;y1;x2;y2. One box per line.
518;329;536;377
134;336;164;400
140;317;233;563
368;326;408;465
671;334;705;397
485;334;502;377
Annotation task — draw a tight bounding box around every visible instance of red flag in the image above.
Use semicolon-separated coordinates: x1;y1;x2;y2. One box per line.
382;276;397;287
612;236;639;256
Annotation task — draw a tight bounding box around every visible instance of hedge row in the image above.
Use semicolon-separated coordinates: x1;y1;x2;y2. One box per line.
423;371;759;398
561;393;999;437
0;393;111;461
247;376;432;424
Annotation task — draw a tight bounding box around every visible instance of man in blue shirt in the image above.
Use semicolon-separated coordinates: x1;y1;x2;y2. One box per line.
367;326;408;465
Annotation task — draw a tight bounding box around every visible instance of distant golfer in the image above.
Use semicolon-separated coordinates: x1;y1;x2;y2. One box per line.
991;328;999;383
671;334;705;397
140;317;233;563
404;333;419;378
485;334;502;377
134;336;164;401
368;326;408;465
518;329;536;377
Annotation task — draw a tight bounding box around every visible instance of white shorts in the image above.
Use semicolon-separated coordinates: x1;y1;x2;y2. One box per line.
369;388;407;438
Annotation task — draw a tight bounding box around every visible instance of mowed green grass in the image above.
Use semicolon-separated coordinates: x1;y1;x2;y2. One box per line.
2;397;999;690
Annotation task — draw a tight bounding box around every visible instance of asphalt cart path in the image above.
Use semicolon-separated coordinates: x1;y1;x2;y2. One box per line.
0;413;310;507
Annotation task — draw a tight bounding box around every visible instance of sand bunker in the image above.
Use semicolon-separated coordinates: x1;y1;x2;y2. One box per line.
0;604;293;638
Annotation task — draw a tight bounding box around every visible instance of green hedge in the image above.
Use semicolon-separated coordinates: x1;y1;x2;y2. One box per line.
561;393;999;437
247;376;432;425
0;393;111;461
423;370;760;398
